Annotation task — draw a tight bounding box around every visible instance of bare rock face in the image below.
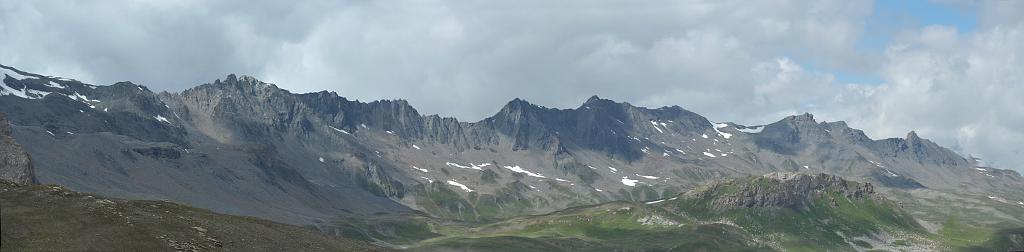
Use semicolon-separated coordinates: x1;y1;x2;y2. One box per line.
684;173;878;212
0;112;36;184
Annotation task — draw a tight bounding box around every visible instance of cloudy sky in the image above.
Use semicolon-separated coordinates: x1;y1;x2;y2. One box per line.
1;0;1022;171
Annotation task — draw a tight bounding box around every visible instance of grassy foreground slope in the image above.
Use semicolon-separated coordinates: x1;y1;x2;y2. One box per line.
412;201;770;251
0;181;385;251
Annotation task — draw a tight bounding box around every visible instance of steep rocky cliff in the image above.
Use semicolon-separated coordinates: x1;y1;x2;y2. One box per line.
0;112;35;184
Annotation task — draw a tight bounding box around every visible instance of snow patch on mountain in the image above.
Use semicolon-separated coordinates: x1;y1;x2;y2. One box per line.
636;174;660;179
737;125;764;134
25;89;50;98
646;196;680;205
713;123;733;139
503;165;546;178
44;81;66;89
328;126;351;135
447;180;473;192
645;199;665;204
446;162;490;171
1;82;38;99
621;177;639;186
649;121;665;133
1;67;32;80
884;169;899;177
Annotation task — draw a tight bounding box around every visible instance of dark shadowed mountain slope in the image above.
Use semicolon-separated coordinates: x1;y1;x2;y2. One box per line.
0;180;386;251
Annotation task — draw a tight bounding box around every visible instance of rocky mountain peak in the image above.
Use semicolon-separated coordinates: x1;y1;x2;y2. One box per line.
792;112;815;122
237;74;260;83
497;98;544;114
906;130;921;142
753;113;828;154
206;74;280;94
868;130;967;167
779;113;824;130
580;95;620;108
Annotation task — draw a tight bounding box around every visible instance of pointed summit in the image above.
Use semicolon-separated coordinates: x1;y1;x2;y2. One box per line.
497;97;546;114
906;131;920;141
768;112;821;129
509;97;528;104
580;95;623;109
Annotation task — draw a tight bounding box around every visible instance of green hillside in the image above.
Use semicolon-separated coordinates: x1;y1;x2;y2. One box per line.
403;173;940;251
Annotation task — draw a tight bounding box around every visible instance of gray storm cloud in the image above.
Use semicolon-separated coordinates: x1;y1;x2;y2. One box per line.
1;0;1021;171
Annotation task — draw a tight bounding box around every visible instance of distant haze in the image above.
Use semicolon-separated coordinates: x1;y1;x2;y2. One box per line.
2;0;1021;171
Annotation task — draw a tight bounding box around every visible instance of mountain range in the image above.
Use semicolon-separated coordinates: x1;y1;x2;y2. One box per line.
2;63;1022;251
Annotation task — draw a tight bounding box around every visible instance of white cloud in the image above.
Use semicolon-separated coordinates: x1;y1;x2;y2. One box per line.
853;23;1024;169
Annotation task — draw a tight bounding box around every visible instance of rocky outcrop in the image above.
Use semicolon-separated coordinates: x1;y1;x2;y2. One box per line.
360;161;406;198
423;115;470;150
684;173;877;211
0;112;36;184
